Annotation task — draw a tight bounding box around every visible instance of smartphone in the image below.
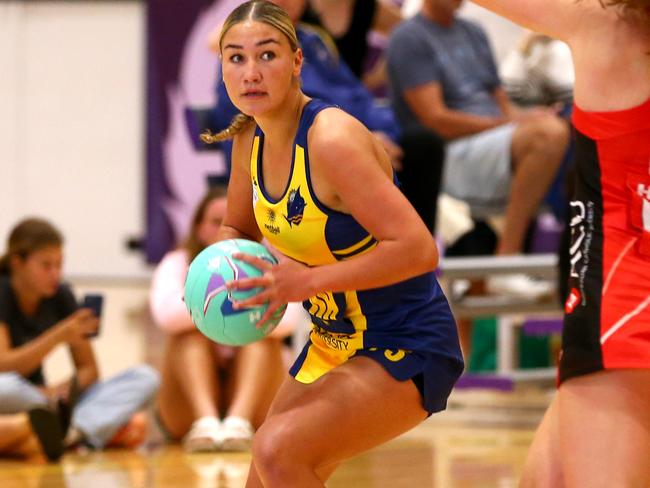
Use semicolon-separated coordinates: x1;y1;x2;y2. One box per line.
80;294;103;338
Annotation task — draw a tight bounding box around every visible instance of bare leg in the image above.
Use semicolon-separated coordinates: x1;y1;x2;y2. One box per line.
558;370;650;488
499;115;569;254
520;394;563;488
245;357;428;488
157;330;221;438
226;337;285;429
0;413;45;462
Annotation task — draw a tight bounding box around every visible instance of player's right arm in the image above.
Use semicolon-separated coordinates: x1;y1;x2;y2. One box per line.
217;123;264;243
470;0;585;41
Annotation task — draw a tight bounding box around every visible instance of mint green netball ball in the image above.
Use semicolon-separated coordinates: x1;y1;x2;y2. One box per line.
184;239;286;346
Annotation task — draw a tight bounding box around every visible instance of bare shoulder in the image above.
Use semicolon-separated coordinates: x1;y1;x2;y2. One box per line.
307;108;376;168
231;121;257;173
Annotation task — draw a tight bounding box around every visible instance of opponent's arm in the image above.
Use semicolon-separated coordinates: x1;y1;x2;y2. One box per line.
470;0;583;40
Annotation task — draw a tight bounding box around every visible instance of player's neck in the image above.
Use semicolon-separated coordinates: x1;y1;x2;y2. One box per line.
255;92;308;148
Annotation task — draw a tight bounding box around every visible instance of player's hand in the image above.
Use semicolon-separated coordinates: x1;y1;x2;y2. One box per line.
226;247;313;328
61;309;99;343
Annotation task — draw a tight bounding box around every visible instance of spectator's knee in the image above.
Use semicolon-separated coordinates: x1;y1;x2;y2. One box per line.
0;371;28;395
514;115;569;164
536;114;570;148
128;365;161;400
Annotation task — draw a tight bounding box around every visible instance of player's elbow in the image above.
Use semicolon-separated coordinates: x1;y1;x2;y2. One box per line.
408;232;439;274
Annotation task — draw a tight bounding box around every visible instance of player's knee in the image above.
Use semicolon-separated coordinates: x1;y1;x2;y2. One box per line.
252;419;307;480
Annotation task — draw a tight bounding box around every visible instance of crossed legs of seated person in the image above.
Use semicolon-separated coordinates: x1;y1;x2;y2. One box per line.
0;412;62;463
0;367;159;456
156;330;285;452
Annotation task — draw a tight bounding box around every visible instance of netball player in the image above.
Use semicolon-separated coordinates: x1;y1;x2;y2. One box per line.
200;1;464;486
469;0;650;486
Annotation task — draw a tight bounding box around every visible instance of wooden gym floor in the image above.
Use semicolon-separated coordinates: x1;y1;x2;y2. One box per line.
0;386;549;488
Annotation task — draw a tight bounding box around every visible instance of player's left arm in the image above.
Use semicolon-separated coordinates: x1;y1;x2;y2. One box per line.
306;111;439;291
230;109;438;314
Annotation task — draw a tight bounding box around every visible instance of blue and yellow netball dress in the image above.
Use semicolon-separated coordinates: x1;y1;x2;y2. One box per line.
251;99;463;414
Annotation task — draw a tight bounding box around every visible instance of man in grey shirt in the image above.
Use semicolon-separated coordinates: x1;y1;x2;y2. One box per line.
387;0;570;298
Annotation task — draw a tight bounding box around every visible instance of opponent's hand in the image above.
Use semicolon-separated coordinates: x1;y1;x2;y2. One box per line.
226;247;313;328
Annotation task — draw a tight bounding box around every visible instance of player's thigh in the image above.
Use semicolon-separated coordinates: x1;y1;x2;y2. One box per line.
254;356;428;467
558;369;650;487
520;395;563;488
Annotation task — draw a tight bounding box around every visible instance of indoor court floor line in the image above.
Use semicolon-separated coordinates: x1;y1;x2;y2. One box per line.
0;387;549;488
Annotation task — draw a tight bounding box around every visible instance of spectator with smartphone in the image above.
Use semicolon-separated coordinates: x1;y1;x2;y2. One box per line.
0;218;160;458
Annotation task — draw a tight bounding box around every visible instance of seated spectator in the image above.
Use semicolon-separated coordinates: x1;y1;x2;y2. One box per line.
0;218;160;454
150;187;294;452
204;0;445;235
387;0;570;298
302;0;402;91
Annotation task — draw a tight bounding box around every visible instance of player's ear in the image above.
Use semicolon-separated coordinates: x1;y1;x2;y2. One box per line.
293;48;303;77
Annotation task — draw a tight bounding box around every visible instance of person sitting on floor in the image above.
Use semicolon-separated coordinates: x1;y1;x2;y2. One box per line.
0;218;160;457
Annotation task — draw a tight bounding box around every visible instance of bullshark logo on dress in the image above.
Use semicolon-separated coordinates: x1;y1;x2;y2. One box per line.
285;186;306;227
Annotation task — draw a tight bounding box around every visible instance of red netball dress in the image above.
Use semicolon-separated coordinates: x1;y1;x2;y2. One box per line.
560;97;650;383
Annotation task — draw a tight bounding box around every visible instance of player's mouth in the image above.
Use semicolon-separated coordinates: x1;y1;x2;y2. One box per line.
242;90;267;99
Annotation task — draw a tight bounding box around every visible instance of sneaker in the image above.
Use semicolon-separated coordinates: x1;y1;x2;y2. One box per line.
217;416;253;452
486;274;554;301
28;407;65;462
182;416;221;453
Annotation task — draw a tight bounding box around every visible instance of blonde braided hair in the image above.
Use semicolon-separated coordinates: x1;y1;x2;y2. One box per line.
201;113;254;144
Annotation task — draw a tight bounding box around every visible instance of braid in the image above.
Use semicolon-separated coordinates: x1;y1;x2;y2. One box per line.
201;113;254;144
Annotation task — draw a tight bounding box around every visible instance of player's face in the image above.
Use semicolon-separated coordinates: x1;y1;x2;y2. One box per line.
220;20;302;117
197;197;227;246
12;246;62;298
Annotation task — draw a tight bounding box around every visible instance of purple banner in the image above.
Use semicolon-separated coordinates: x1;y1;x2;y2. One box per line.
146;0;244;262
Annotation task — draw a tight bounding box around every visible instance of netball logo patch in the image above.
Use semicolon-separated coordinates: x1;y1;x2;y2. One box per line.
285;186;307;227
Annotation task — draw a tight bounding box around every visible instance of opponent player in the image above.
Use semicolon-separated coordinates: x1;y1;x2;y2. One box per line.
200;1;464;486
469;0;650;486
